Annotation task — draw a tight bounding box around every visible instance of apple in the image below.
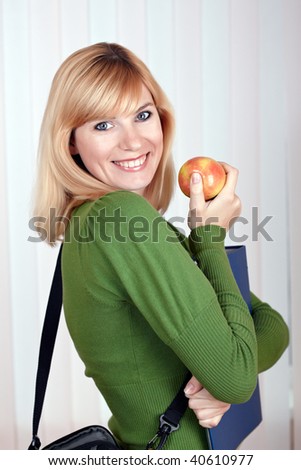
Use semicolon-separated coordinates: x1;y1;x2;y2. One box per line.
178;156;226;200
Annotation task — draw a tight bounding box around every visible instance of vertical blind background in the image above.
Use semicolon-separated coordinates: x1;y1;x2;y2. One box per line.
0;0;300;450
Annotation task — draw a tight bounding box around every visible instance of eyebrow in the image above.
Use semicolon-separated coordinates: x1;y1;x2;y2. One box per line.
136;102;155;113
91;102;155;124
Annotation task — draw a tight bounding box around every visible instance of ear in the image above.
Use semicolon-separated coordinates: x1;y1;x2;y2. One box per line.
69;131;79;155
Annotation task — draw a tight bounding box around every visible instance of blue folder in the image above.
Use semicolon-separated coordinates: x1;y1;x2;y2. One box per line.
206;245;262;450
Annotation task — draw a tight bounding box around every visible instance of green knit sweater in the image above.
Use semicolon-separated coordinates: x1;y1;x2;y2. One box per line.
62;191;289;450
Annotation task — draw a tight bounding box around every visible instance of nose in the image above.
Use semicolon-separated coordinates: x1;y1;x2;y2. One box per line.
119;124;142;152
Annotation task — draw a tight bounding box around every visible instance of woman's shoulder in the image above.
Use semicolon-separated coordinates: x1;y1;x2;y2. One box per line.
69;191;165;245
75;191;159;219
67;190;181;248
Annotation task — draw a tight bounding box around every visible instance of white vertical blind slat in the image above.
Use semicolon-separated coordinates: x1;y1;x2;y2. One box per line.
146;0;176;104
89;0;117;44
258;0;290;449
60;0;89;59
0;0;17;450
173;0;202;160
28;0;67;448
283;0;301;451
116;0;147;60
2;0;40;449
164;0;203;225
201;0;231;161
228;0;262;295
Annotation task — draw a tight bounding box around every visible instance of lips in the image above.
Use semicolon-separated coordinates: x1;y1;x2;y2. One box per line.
113;154;148;170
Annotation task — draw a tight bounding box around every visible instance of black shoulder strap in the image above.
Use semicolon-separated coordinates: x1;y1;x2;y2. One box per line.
146;373;190;450
28;244;63;450
28;243;189;450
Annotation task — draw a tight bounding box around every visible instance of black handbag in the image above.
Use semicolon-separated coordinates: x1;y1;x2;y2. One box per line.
28;244;189;451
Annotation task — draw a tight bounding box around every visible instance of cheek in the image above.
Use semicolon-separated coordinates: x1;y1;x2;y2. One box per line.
157;132;164;156
78;137;106;164
77;148;103;179
153;125;164;152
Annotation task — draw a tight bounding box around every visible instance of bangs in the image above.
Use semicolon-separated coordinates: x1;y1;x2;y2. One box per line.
77;64;145;124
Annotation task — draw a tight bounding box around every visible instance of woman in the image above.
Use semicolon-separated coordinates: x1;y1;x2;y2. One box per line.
33;42;289;449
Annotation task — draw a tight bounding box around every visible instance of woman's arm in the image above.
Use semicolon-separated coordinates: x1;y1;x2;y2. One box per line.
251;292;289;372
186;291;289;427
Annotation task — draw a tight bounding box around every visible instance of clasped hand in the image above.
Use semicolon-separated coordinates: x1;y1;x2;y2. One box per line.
184;376;230;428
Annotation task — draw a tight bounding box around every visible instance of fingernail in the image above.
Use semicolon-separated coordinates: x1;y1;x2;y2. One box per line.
184;383;194;395
192;172;201;183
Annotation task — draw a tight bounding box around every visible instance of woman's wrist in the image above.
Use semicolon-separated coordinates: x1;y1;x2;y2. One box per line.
189;224;226;256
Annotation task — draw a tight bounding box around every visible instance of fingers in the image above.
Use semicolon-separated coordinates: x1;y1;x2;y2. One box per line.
187;162;241;230
189;171;205;209
187;386;231;428
217;162;239;195
184;375;204;396
213;162;242;227
198;411;229;429
190;401;231;428
188;397;230;415
188;172;206;230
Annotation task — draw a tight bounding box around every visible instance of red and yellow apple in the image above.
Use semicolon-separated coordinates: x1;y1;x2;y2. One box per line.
178;156;226;200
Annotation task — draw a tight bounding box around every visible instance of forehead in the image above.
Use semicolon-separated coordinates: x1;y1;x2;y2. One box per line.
76;85;156;130
138;84;153;102
128;85;154;110
110;84;154;117
75;72;155;126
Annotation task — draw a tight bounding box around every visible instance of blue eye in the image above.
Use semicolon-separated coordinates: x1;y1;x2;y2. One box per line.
136;111;151;121
95;121;113;131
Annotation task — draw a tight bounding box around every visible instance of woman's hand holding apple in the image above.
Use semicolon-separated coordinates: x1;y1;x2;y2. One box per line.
187;162;241;231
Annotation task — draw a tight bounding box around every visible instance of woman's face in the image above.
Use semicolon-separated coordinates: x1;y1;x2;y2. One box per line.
71;85;164;195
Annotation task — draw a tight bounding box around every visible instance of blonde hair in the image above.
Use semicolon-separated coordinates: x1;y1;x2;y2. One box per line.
33;42;175;244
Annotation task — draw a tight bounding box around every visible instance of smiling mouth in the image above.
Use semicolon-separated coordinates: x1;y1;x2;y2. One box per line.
113;154;148;170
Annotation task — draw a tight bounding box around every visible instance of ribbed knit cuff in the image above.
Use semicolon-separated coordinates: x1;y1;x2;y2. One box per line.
188;224;243;302
188;224;226;256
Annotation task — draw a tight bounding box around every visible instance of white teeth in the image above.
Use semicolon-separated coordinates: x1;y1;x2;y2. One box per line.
114;155;147;169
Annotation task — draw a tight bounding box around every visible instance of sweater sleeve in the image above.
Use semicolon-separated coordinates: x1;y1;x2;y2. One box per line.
84;191;258;403
250;292;289;373
169;223;289;374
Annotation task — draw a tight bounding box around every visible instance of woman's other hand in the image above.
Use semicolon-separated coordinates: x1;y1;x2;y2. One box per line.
188;162;241;231
184;376;231;428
